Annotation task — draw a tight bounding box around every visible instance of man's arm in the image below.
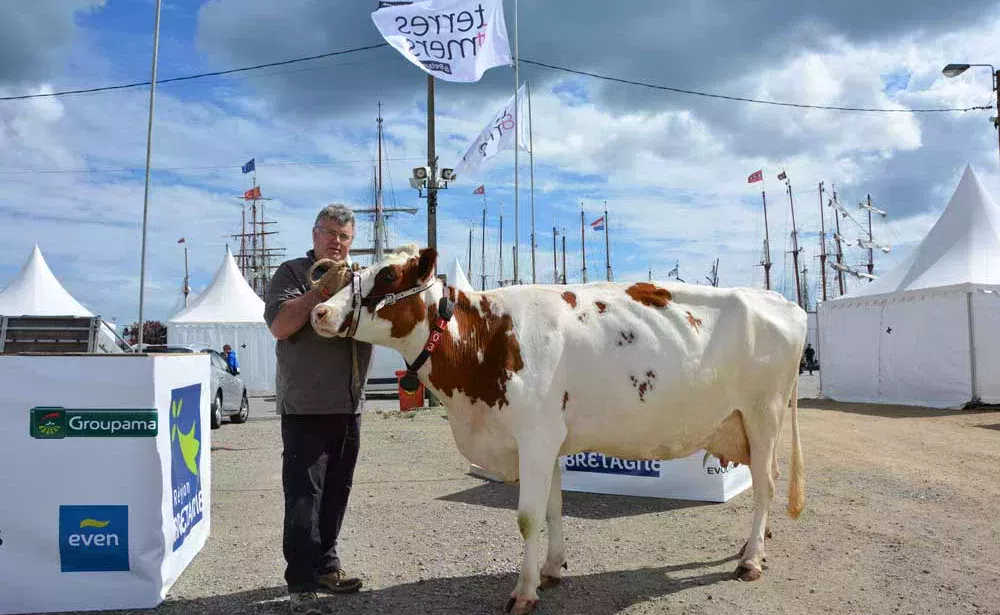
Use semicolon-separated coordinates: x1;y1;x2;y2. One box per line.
268;288;328;340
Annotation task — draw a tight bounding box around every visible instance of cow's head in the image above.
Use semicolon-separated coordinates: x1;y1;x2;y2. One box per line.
311;245;439;349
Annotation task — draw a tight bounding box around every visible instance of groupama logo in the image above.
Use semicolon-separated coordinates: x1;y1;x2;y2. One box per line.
29;407;157;439
59;505;129;572
35;410;63;436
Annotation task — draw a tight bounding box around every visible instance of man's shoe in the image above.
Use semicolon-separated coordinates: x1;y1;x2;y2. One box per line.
317;569;363;594
289;591;325;615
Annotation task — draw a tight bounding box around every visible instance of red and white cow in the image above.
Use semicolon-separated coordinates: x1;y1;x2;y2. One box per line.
311;246;806;614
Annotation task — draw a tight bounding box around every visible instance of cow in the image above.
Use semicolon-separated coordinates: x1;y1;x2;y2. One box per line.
310;245;806;614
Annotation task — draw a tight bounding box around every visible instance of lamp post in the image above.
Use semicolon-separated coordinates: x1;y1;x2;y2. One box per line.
942;63;1000;168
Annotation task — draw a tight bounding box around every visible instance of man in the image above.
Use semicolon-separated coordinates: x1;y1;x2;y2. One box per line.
222;344;239;374
265;204;372;614
804;343;816;375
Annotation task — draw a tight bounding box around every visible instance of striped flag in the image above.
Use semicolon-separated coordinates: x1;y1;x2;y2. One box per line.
590;216;605;231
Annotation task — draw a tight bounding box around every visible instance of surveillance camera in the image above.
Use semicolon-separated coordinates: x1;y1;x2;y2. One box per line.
412;167;428;180
440;168;456;181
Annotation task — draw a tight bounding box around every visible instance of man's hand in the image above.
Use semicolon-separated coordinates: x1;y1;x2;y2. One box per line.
309;259;352;298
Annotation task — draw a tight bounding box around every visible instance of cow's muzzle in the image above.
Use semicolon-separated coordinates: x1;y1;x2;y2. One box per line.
311;303;343;338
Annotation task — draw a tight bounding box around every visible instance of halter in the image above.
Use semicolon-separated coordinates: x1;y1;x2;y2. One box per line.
347;273;455;393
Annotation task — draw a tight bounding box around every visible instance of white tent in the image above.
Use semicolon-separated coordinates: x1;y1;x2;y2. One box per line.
0;245;93;317
168;248;276;395
818;165;1000;407
445;257;475;292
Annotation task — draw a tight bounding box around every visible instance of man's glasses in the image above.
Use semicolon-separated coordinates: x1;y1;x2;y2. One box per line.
314;227;353;242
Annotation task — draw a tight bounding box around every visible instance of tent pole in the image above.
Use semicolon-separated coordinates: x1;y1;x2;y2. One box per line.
967;291;980;404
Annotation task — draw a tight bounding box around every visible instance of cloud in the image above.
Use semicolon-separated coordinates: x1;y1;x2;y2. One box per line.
0;1;105;86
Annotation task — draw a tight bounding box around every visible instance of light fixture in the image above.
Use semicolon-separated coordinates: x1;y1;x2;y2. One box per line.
440;168;456;182
942;63;971;78
412;167;428;180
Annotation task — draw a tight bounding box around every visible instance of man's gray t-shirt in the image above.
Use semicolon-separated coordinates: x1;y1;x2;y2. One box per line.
265;251;373;415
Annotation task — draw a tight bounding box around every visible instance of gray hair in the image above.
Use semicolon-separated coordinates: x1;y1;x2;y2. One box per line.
315;203;355;228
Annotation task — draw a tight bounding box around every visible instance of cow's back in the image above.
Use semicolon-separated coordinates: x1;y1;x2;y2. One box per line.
493;282;805;460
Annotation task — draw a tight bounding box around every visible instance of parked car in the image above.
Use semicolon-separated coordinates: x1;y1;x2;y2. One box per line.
138;344;249;429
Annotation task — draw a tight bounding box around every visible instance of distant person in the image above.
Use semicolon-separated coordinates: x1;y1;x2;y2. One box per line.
222;344;240;374
265;203;372;614
803;343;815;375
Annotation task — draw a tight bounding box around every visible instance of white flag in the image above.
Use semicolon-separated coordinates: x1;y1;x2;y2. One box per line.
371;0;511;83
455;82;529;175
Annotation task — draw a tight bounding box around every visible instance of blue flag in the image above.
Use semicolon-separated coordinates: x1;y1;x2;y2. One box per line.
241;159;255;174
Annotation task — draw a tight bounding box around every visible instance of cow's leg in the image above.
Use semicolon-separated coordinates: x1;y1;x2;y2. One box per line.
508;437;563;614
737;402;781;581
540;460;566;588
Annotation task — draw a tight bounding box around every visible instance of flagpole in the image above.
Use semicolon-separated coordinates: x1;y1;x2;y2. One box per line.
183;244;189;308
604;200;612;281
528;79;536;284
136;0;162;351
580;202;588;283
498;202;504;286
481;197;487;291
512;0;520;284
762;190;772;291
786;174;804;309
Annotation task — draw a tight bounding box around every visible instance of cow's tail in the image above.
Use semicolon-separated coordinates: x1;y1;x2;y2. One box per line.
786;377;805;519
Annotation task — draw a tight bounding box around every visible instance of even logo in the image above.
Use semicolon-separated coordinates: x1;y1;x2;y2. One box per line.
59;505;129;572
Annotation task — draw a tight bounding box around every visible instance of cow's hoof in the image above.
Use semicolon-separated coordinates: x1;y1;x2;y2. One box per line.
506;595;538;614
735;563;762;582
539;574;562;590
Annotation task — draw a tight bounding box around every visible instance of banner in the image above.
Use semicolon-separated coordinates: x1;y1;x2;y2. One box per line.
455;82;528;175
371;0;511;83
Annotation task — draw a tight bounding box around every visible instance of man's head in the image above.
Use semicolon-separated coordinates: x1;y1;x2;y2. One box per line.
312;204;355;261
223;344;232;353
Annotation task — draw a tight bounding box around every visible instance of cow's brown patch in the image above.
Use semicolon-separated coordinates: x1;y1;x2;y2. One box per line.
686;310;703;333
626;282;672;308
562;391;569;412
365;250;436;339
595;301;607;314
426;291;524;409
561;291;577;308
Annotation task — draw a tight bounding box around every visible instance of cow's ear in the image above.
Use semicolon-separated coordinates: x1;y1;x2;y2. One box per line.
417;248;437;282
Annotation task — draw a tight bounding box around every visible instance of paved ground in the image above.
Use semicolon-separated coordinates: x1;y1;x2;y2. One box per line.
54;373;999;615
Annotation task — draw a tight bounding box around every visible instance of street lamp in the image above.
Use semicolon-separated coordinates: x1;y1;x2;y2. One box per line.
942;62;1000;167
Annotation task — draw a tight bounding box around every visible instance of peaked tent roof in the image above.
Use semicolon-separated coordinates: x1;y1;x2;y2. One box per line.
0;245;93;316
446;258;475;292
169;248;265;323
845;165;1000;298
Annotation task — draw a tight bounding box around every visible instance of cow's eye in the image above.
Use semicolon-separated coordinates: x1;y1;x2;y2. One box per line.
382;270;397;283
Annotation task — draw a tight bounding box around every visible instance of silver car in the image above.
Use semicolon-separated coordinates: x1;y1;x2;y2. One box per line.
139;344;250;429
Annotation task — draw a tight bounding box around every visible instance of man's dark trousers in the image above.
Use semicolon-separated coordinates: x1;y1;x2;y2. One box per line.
281;413;361;592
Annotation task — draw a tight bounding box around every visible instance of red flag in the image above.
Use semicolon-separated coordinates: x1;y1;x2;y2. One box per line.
243;186;262;200
747;170;763;184
177;238;186;244
777;170;787;181
473;185;485;195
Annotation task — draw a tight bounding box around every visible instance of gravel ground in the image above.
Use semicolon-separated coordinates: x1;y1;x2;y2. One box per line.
55;374;1000;615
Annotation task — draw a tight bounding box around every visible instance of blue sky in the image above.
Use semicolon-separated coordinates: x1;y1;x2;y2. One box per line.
2;1;1000;325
